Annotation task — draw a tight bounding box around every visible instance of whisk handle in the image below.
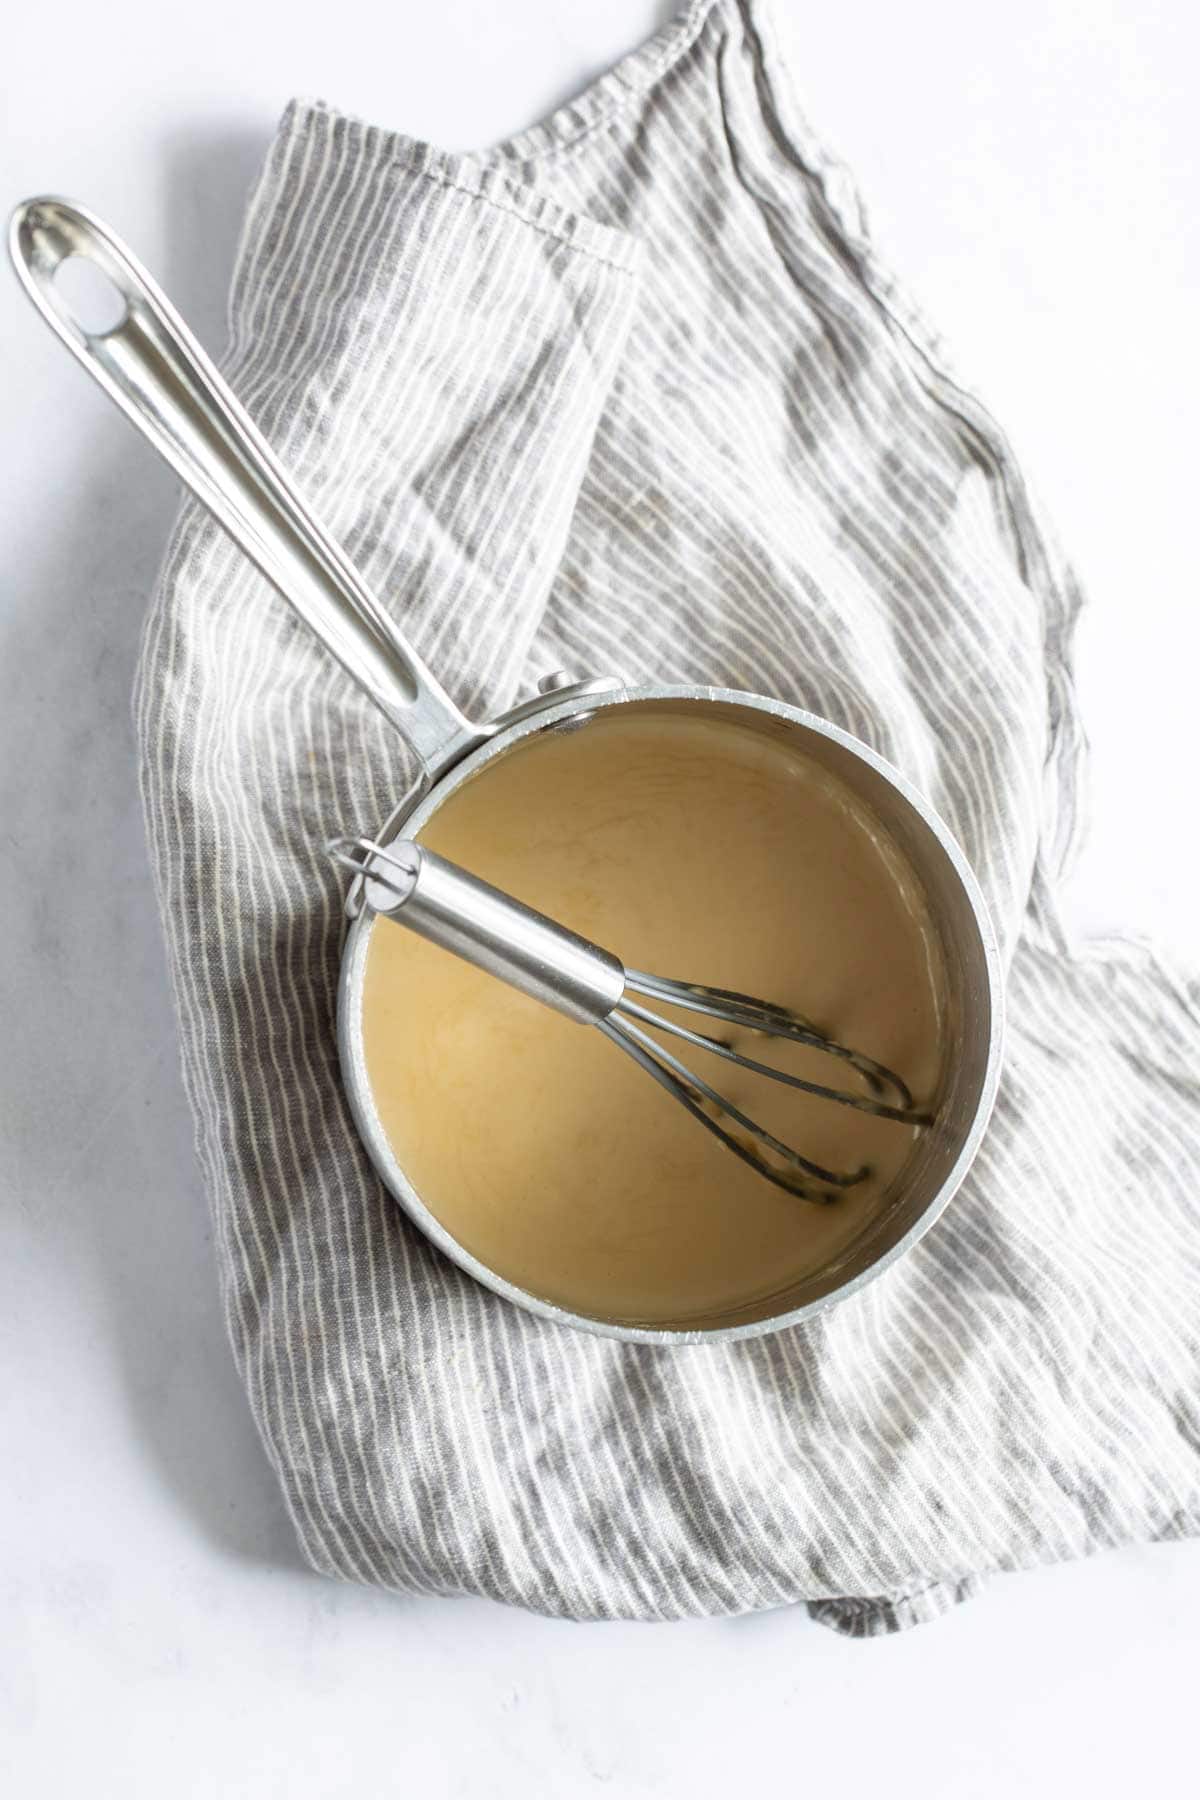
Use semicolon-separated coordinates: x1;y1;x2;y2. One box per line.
345;839;626;1027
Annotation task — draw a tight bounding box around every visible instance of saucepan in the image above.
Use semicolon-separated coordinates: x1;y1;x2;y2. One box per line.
10;196;1004;1343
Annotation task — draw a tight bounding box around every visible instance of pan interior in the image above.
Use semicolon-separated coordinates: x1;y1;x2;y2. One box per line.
350;697;988;1333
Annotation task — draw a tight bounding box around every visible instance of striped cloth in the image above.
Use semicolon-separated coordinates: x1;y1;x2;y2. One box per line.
135;0;1200;1633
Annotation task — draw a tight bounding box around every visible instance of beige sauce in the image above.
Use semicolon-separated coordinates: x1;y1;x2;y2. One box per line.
362;709;945;1327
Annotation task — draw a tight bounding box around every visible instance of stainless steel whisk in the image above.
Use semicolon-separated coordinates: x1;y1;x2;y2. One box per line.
329;835;931;1203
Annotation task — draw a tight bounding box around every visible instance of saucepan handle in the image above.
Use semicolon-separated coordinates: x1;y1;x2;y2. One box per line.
9;196;479;774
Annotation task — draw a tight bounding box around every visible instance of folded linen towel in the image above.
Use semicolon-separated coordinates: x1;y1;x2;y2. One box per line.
135;0;1200;1633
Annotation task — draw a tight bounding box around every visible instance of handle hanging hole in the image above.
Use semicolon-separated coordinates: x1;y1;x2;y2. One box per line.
53;254;127;337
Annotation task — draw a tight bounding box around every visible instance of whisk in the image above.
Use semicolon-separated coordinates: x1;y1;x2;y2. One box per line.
328;835;931;1203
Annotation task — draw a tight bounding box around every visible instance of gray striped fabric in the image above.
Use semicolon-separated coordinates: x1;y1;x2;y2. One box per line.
134;0;1200;1634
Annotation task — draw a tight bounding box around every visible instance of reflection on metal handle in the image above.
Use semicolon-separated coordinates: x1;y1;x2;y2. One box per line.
329;837;627;1027
9;196;477;773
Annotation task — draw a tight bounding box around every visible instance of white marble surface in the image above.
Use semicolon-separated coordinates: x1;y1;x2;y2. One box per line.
2;3;1198;1793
